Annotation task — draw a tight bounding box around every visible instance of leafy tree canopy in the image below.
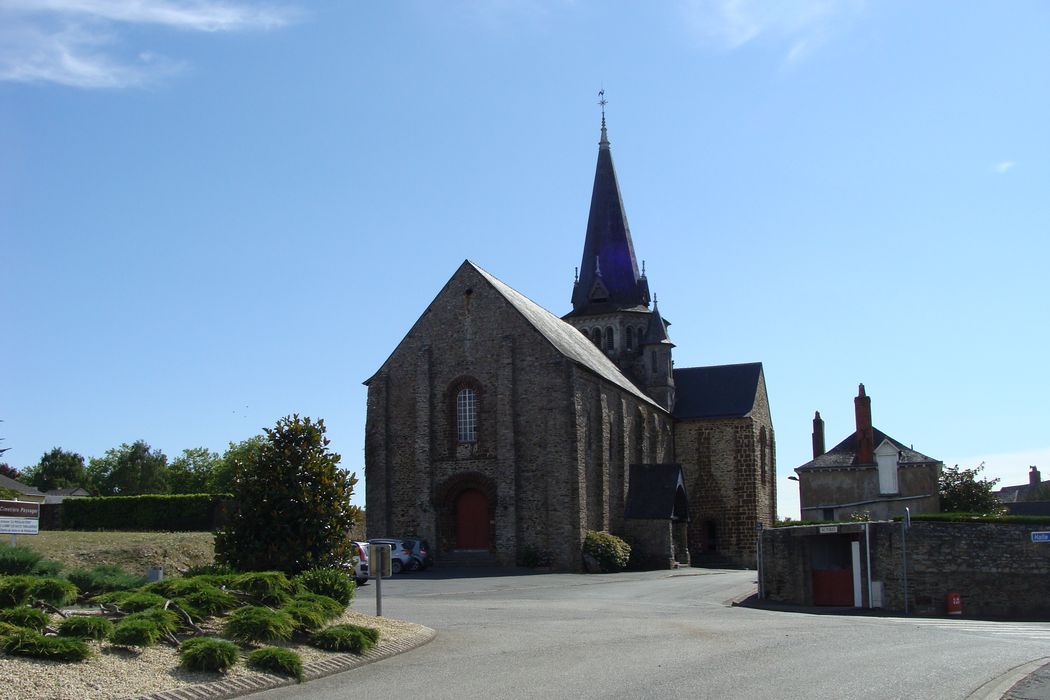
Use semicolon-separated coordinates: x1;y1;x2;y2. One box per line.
215;415;360;574
168;447;222;494
87;440;169;496
939;462;1005;515
0;463;21;480
24;448;87;492
213;436;266;495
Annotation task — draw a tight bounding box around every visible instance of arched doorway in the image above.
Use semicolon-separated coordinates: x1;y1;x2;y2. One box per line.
455;488;490;550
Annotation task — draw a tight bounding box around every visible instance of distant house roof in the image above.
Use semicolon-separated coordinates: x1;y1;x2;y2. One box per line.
796;428;940;471
997;482;1050;504
0;474;45;497
624;464;689;521
672;363;763;420
43;487;91;504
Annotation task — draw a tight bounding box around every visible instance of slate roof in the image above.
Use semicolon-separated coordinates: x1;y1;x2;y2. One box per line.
672;363;763;420
641;300;673;346
624;463;689;520
0;474;45;497
997;481;1050;504
472;263;662;410
568;121;650;316
796;429;940;471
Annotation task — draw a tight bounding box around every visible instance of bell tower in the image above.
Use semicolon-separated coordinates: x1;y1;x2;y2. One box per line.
563;98;673;411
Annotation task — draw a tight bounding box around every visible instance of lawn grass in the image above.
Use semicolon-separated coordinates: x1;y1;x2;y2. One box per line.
8;531;215;576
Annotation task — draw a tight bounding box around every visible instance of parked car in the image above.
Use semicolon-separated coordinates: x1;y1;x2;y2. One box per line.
368;537;433;574
350;541;369;585
402;537;433;571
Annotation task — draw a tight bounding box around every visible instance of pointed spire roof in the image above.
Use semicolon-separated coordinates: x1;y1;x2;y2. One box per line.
569;117;650;316
642;297;674;346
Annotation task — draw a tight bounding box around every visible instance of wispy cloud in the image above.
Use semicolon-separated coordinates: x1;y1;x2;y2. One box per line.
677;0;863;63
993;161;1016;175
0;1;297;89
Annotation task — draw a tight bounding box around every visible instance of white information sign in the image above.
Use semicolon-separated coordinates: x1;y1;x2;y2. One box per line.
0;500;41;535
0;517;39;535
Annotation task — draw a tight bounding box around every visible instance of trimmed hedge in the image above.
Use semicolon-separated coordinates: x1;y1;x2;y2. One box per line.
905;513;1050;524
61;494;229;532
582;530;631;573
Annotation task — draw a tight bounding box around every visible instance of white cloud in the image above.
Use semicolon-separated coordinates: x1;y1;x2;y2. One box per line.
993;161;1016;174
677;0;863;63
0;0;297;89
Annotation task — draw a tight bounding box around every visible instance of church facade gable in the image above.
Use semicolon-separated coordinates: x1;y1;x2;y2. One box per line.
365;260;672;570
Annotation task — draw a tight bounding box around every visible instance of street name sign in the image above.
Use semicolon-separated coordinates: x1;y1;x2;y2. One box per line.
1031;531;1050;543
0;500;40;535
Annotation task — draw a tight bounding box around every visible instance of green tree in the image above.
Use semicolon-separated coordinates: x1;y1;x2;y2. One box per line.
215;415;360;574
168;447;222;494
212;436;266;495
939;462;1006;514
87;441;169;495
24;448;87;491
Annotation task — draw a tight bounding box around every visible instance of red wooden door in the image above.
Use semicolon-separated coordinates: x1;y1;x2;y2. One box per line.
455;489;489;549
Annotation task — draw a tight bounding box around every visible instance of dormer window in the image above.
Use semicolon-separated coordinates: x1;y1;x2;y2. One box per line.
874;440;899;494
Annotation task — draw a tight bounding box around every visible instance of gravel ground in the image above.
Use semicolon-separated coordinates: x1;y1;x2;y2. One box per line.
0;609;424;700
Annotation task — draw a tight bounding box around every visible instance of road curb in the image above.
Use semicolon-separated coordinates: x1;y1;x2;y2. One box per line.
964;657;1050;700
127;625;437;700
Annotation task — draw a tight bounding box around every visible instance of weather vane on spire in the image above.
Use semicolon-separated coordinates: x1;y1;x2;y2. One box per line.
598;88;607;125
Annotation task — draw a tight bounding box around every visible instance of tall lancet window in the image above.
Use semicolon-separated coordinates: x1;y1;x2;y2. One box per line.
626;326;635;351
604;327;614;351
457;388;477;443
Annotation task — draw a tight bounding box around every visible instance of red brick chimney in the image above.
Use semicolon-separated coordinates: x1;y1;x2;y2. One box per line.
812;411;825;458
854;383;874;465
1031;466;1042;486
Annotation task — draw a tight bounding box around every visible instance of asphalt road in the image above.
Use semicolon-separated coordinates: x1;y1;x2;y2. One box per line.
252;568;1050;700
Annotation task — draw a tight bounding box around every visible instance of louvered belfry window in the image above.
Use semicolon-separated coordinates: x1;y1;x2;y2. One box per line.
457;388;477;443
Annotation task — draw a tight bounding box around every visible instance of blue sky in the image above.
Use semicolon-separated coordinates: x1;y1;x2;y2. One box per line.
3;1;1048;519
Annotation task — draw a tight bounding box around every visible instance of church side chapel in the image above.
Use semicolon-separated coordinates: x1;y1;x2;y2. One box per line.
365;111;776;571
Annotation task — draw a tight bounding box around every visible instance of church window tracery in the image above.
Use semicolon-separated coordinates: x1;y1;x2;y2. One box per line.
456;388;477;443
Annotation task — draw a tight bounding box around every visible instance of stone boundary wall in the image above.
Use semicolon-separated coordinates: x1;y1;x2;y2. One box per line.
762;521;1050;618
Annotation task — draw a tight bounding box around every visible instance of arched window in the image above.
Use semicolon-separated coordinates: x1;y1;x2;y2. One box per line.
626;326;634;351
579;326;589;336
457;388;477;443
591;328;602;347
604;327;614;351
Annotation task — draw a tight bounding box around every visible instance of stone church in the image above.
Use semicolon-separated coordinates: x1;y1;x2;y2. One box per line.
365;118;776;571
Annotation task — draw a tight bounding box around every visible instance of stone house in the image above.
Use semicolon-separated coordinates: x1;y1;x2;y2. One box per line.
794;384;941;522
365;118;775;571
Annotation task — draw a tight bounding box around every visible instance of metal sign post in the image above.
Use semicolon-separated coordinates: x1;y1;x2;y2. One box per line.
902;507;911;615
370;544;392;617
755;521;764;600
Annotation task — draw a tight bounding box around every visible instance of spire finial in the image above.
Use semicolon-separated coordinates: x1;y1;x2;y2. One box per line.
574;266;579;283
598;88;609;148
595;257;602;277
641;260;646;277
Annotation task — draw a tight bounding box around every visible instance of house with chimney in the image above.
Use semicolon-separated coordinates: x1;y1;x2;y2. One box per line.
996;466;1050;516
794;384;942;521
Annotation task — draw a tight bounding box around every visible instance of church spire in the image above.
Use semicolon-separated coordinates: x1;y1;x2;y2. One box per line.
569;98;650;316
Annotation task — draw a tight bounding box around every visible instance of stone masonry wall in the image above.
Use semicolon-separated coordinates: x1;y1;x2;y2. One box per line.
762;521;1050;618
